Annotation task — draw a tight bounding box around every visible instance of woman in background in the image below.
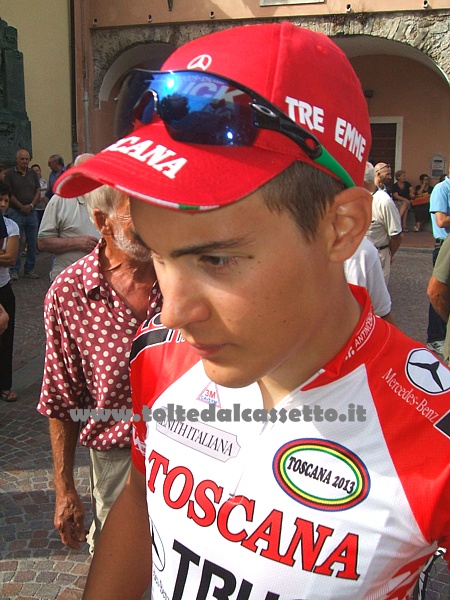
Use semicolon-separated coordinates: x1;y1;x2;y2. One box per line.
0;181;20;402
31;163;48;230
412;173;433;232
392;169;415;232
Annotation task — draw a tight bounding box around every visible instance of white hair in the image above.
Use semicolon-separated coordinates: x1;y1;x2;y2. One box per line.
74;153;94;167
364;162;375;184
84;185;122;220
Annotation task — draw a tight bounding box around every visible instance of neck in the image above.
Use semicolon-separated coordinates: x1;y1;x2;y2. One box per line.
259;277;362;410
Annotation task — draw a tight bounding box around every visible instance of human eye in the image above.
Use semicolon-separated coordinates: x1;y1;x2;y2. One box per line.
200;255;239;269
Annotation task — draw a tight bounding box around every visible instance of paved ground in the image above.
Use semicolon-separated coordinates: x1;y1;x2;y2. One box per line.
0;217;449;599
0;252;92;600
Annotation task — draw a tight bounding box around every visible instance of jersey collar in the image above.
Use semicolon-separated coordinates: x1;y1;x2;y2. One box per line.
301;285;388;391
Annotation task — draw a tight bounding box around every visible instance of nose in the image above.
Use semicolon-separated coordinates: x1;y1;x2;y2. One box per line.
157;266;210;332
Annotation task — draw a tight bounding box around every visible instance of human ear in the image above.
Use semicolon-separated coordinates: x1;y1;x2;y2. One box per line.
328;187;372;262
92;208;112;235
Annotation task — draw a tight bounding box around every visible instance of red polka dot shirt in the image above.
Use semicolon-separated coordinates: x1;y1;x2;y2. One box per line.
37;242;162;450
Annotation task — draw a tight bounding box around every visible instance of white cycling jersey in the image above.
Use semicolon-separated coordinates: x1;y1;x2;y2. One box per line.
131;286;450;600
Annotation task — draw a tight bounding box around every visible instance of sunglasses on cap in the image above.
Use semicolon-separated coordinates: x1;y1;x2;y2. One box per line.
115;69;355;189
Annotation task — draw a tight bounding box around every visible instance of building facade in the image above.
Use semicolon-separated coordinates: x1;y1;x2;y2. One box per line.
2;0;449;187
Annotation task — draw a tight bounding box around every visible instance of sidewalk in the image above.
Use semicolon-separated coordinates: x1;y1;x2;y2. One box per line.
1;237;448;599
0;253;92;600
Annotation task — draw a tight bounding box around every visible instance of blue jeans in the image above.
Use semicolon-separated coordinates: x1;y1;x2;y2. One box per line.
427;244;447;343
6;208;38;274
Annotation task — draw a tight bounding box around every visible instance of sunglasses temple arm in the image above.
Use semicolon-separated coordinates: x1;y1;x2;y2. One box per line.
314;147;355;188
262;111;355;187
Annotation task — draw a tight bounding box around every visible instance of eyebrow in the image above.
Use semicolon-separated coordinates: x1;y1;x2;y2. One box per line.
170;237;250;259
130;229;251;258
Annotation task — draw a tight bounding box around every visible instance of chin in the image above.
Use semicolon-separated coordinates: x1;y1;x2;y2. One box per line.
202;360;258;390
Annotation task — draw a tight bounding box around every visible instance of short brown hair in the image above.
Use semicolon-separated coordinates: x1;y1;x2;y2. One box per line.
260;162;344;241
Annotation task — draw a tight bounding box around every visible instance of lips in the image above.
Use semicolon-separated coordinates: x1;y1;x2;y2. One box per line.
188;341;225;358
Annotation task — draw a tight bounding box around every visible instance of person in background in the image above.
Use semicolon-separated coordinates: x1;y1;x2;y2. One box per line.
0;181;20;401
54;23;450;600
37;185;160;554
412;173;433;233
374;162;393;196
46;154;65;200
0;164;7;181
426;166;450;354
0;303;9;334
0;209;13;336
365;162;403;284
38;154;101;282
3;149;40;280
31;164;48;230
344;236;396;324
0;203;8;240
347;163;396;322
427;233;450;364
392;169;414;233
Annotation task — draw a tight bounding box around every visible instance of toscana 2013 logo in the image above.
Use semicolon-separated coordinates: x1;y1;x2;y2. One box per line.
273;439;370;511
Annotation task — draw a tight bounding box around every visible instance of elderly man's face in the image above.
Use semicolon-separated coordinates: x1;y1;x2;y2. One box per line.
110;196;151;263
17;151;30;170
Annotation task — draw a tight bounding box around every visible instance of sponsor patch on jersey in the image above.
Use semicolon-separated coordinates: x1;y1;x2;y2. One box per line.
197;381;221;407
150;520;166;571
434;409;450;439
156;412;240;462
405;349;450;395
273;438;370;511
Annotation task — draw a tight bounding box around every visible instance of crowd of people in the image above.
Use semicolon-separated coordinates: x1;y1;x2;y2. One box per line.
1;22;449;600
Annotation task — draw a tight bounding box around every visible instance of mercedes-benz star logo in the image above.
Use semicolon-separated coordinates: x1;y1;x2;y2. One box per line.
406;348;450;394
150;521;166;571
187;54;212;71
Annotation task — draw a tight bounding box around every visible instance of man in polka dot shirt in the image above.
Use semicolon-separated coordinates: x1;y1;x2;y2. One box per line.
37;184;161;553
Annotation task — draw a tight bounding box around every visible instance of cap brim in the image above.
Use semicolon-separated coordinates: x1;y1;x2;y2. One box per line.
55;121;308;210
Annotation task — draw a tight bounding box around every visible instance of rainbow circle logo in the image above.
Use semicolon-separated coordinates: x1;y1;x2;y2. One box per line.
273;438;370;511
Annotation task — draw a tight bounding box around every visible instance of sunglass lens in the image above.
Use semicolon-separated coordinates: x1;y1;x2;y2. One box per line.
115;69;155;139
153;72;258;146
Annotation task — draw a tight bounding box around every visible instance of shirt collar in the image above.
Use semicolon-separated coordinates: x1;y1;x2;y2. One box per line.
82;240;107;296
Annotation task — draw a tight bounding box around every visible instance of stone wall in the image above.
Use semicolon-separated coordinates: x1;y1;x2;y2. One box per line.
90;11;450;107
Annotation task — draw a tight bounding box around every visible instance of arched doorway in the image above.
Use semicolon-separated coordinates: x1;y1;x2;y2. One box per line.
91;42;176;152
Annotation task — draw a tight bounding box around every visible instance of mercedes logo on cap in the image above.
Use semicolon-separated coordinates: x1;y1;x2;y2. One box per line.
187;55;212;70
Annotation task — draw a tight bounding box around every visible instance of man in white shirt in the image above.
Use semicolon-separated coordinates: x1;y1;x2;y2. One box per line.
38;154;100;281
364;162;403;284
344;237;395;324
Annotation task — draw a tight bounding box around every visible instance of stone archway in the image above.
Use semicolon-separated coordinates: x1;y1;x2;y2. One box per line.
90;10;450;109
87;10;450;159
90;41;175;152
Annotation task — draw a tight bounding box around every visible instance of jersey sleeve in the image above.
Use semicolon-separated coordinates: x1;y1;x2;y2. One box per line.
130;313;198;474
366;325;450;556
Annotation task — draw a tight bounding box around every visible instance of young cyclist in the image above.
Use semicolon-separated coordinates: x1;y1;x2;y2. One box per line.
55;23;450;600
